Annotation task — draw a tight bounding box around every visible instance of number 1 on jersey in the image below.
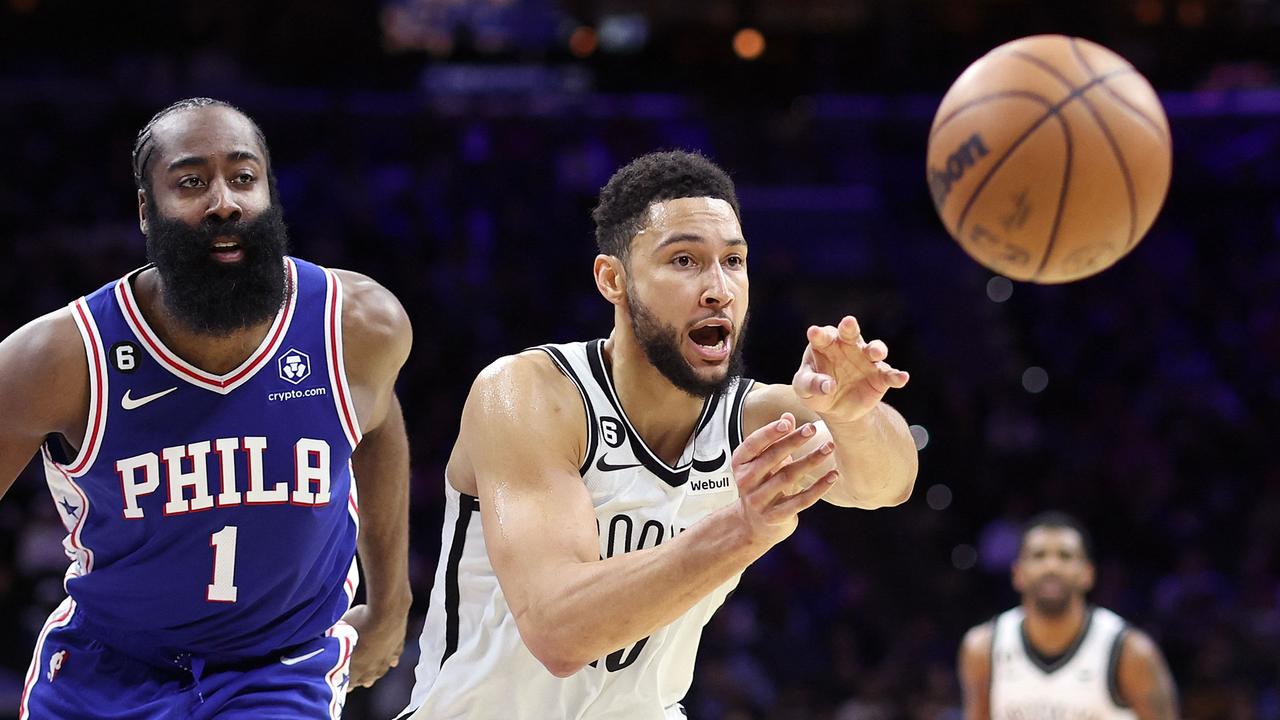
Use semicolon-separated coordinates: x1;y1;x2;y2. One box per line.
208;525;239;603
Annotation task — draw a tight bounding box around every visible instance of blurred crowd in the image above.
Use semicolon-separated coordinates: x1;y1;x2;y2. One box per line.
1;82;1277;719
2;1;1280;715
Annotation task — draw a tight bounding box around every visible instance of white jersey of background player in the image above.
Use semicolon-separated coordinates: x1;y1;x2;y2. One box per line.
398;151;919;719
959;512;1179;720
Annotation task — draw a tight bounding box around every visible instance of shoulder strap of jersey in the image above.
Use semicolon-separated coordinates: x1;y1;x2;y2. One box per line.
727;378;755;451
531;342;598;477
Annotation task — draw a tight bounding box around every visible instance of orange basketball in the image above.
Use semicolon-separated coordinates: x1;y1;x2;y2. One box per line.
926;35;1172;283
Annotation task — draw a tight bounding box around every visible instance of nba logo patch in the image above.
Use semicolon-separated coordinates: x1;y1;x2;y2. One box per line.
47;649;67;682
278;348;312;385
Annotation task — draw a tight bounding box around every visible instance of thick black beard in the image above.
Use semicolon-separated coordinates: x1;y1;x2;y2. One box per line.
145;205;290;336
627;288;747;399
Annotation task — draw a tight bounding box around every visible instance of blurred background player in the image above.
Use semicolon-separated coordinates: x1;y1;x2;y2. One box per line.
959;511;1179;720
397;151;916;718
0;98;413;718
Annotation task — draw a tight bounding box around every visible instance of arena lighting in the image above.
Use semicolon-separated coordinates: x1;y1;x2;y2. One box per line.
986;276;1013;303
569;26;597;58
733;27;765;60
1022;367;1049;394
909;424;930;451
598;13;647;52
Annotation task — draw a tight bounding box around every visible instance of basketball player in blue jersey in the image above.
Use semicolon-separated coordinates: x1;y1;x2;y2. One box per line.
959;512;1179;720
399;150;919;719
0;98;412;718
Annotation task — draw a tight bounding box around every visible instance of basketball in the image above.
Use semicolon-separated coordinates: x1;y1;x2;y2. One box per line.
926;35;1172;283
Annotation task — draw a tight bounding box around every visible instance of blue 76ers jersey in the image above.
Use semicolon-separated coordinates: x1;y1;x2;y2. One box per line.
40;257;362;664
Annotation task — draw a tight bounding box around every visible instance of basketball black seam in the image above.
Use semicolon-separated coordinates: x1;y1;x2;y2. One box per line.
1033;107;1074;280
1066;39;1171;148
954;68;1136;275
1068;38;1140;252
1011;44;1139;261
929;91;1059;141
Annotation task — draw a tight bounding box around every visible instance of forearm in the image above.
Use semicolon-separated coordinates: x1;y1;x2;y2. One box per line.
821;402;917;508
350;396;412;613
515;505;765;673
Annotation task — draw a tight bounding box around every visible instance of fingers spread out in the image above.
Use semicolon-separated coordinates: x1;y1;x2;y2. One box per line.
764;470;838;520
734;412;796;466
837;315;862;342
864;339;888;362
793;368;835;399
733;416;822;493
753;440;834;503
807;324;839;350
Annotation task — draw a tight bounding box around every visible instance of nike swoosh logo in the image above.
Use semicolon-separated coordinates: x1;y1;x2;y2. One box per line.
691;451;727;473
121;387;178;410
279;648;325;666
595;456;641;473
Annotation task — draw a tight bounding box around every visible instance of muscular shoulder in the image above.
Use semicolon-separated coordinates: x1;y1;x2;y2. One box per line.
332;268;411;376
958;621;994;691
2;307;82;364
469;350;582;421
1115;627;1178;717
1116;627;1167;678
463;350;586;460
961;621;995;663
0;307;89;433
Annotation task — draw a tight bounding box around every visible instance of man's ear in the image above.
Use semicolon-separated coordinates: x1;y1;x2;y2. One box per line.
594;255;627;307
138;190;149;236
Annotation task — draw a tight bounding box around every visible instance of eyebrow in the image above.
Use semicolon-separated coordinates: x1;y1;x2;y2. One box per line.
166;150;264;173
655;233;747;250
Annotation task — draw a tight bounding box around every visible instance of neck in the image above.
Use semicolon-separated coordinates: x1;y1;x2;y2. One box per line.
602;328;707;465
134;267;278;375
1021;597;1089;656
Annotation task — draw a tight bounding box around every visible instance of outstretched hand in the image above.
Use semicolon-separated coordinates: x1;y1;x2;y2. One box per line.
731;412;838;547
792;316;909;424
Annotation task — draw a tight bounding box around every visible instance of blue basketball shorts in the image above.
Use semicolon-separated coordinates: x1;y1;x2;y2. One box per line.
19;597;359;719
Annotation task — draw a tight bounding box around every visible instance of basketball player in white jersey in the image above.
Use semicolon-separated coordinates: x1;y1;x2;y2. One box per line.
398;150;918;719
959;512;1179;720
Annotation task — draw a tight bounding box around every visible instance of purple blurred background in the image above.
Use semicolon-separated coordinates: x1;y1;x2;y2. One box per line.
1;1;1279;718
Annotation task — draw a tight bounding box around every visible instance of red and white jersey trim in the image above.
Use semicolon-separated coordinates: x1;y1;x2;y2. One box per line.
326;620;358;720
19;597;77;720
55;298;108;477
42;448;95;581
323;269;362;450
115;258;299;395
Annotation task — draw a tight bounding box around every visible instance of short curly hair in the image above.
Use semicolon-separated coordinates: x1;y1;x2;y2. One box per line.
592;150;741;260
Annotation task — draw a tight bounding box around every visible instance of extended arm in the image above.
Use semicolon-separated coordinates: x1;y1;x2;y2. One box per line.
744;316;917;509
470;353;835;677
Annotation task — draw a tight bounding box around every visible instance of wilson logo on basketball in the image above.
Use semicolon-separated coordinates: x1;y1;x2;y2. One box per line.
928;133;990;209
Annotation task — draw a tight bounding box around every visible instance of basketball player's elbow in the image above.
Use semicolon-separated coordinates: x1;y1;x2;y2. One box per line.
838;472;916;509
521;629;590;678
515;611;592;678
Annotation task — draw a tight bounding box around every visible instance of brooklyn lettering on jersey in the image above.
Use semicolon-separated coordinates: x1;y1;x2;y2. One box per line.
114;436;333;518
600;512;691;559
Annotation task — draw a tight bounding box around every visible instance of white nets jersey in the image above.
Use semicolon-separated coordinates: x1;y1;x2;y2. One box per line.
990;606;1137;720
400;339;756;720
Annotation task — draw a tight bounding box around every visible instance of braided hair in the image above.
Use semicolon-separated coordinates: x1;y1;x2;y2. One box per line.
131;97;273;194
